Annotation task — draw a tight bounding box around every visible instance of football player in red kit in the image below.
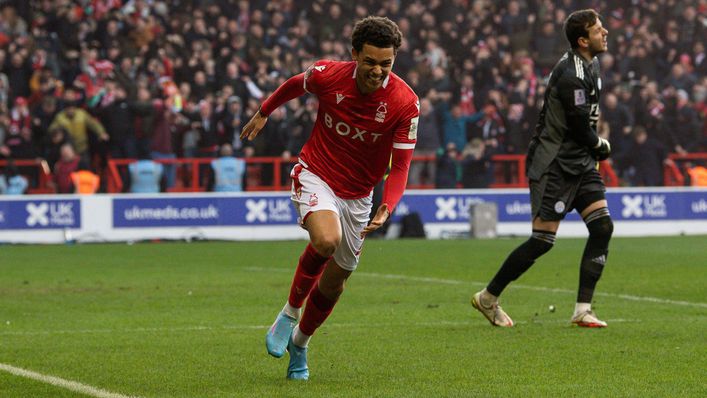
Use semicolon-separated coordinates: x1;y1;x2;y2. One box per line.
240;16;419;380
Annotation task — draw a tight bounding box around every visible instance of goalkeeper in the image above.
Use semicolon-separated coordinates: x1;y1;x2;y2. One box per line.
471;9;614;328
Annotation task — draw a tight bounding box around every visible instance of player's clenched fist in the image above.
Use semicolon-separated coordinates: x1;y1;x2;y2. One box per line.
240;110;268;141
591;137;611;161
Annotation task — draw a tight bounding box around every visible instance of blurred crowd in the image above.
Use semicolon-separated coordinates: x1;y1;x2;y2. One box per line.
0;0;705;194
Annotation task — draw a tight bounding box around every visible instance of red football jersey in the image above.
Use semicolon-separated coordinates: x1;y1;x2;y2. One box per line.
299;60;419;199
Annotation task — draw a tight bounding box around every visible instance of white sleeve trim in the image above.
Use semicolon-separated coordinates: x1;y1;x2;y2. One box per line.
393;142;416;150
303;77;310;93
245;80;264;100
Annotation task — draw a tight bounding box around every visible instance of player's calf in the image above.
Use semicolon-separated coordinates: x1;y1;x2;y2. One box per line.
486;230;556;296
577;208;613;303
288;243;330;308
574;208;612;328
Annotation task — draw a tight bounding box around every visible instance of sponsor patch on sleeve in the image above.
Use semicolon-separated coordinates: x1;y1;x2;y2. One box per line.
574;89;586;105
408;116;419;140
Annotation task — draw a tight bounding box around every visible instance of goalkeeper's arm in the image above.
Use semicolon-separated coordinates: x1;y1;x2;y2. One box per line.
566;113;611;160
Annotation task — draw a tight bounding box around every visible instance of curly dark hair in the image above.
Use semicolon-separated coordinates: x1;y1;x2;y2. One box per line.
564;9;600;49
351;16;402;53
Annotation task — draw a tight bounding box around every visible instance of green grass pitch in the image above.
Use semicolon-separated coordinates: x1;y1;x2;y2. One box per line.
0;236;705;397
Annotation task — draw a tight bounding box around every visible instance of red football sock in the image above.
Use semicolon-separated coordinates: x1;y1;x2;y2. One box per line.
299;286;338;336
287;243;330;308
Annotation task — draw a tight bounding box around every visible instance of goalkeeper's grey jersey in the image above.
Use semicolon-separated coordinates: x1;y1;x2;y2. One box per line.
527;49;602;180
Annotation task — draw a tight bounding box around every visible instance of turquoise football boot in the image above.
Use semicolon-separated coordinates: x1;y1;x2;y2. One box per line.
286;337;309;380
265;311;296;358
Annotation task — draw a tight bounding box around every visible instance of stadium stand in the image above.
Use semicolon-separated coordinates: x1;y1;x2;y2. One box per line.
0;0;704;193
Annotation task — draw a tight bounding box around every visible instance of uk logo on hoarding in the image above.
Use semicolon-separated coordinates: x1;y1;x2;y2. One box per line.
245;199;268;223
622;195;643;218
245;198;293;223
435;197;457;220
26;202;50;226
621;194;667;218
8;200;81;229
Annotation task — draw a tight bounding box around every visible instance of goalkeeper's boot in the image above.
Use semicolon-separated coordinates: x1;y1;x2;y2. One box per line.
571;310;607;328
286;337;309;380
471;290;514;327
265;311;297;358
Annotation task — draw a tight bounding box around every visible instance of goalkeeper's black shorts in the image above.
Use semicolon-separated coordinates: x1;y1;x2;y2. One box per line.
529;160;606;221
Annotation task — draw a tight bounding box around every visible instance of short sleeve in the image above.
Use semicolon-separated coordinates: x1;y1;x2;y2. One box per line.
303;60;332;96
392;98;420;150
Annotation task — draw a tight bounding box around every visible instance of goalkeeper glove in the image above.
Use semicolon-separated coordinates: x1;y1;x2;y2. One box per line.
590;137;611;161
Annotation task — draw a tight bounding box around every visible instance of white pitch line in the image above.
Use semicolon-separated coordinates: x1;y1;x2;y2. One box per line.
0;319;644;338
0;363;140;398
0;324;270;336
358;271;466;286
243;266;707;309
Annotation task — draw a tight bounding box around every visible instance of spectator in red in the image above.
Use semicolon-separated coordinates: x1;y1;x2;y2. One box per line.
147;91;179;188
457;75;478;117
43;127;72;172
9;96;30;137
53;142;80;194
1;97;36;160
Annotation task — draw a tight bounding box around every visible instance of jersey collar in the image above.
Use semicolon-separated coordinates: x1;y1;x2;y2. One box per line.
569;48;594;68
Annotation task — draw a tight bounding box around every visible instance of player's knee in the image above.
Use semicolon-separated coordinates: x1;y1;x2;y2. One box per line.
585;209;613;239
310;236;340;257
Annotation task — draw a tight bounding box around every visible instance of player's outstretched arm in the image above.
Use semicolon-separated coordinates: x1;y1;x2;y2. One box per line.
240;111;268;141
240;73;307;141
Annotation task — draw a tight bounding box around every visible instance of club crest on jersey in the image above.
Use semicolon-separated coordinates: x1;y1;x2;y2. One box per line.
308;193;318;207
574;89;585;105
375;102;388;123
336;93;345;104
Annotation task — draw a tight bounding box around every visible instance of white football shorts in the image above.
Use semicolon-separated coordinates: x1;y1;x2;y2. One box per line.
290;163;372;271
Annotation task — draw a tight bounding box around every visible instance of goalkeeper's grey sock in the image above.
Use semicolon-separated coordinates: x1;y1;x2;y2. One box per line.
487;230;555;296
